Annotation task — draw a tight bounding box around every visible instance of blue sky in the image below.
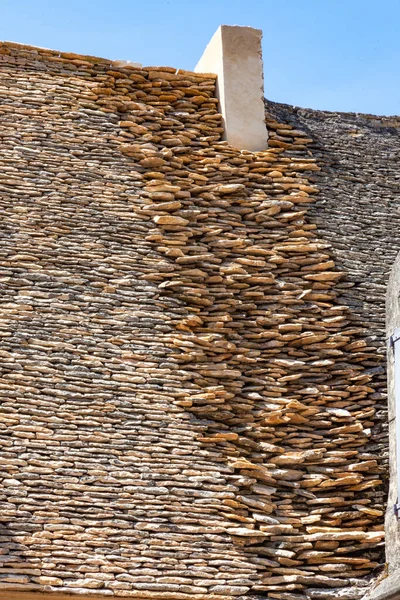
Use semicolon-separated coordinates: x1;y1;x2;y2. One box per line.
1;0;399;115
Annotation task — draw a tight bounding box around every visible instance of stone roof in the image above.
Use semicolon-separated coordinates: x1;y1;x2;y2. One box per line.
0;41;390;600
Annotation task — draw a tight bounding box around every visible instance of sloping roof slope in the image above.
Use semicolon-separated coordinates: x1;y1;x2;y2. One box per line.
0;42;385;600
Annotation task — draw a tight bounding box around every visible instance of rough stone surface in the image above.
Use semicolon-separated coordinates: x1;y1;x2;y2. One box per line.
265;100;400;479
265;100;400;343
385;256;400;573
365;568;400;600
264;101;400;599
366;255;400;600
0;42;390;600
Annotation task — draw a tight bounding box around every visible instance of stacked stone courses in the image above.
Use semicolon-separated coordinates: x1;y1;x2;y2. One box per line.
265;100;400;343
0;42;388;600
265;99;400;504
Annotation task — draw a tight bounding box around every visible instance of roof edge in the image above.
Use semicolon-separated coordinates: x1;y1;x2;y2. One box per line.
265;97;400;124
0;40;217;79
